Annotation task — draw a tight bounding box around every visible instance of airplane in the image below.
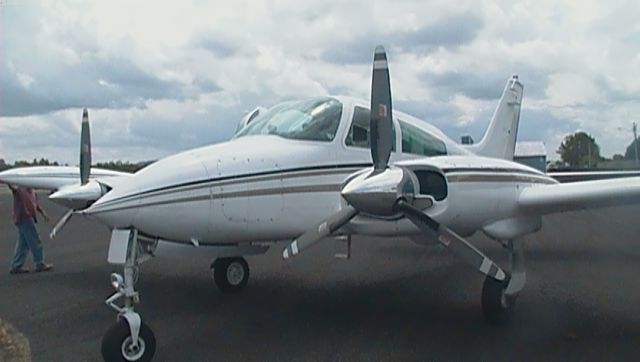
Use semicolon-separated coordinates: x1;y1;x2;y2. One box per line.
4;46;640;362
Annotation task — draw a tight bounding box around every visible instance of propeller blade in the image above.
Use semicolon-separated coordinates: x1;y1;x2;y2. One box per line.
370;45;393;171
395;200;507;281
80;108;91;185
283;206;358;259
49;209;74;239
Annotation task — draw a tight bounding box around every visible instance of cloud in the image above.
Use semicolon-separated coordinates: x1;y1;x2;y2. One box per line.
0;48;221;117
319;12;483;64
1;0;639;164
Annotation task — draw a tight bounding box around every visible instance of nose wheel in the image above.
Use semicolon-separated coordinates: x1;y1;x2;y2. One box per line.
211;257;250;292
102;319;156;362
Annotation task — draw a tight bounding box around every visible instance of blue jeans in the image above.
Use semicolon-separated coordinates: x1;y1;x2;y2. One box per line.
10;220;45;270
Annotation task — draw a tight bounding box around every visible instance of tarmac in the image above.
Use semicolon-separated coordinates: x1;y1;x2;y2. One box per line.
1;188;639;361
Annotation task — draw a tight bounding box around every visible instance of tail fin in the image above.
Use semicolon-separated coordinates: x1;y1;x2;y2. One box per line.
466;75;523;160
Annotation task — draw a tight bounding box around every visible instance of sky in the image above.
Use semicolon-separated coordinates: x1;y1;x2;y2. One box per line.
1;0;639;165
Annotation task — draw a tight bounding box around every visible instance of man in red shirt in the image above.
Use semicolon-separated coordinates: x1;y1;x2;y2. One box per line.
8;184;54;274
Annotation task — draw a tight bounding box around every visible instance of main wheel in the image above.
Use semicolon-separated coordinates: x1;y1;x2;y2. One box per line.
481;276;516;325
101;319;156;362
212;257;250;292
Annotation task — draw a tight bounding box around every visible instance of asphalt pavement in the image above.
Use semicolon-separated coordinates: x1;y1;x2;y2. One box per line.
1;188;639;361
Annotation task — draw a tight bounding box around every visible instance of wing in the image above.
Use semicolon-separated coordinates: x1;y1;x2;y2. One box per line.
548;170;640;183
0;166;130;191
518;177;640;215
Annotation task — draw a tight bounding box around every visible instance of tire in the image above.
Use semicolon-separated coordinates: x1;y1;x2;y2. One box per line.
101;319;156;362
212;257;250;293
481;276;516;325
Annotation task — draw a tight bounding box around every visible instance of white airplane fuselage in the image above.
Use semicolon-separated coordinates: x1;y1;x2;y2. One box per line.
85;96;554;246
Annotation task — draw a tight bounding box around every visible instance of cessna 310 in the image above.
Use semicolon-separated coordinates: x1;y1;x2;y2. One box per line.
3;46;640;362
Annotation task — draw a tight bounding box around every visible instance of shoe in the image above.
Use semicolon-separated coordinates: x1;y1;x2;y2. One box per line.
9;267;29;274
35;263;53;272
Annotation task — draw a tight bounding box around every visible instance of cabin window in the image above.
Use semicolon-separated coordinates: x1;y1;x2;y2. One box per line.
234;97;342;142
345;106;396;151
399;120;447;157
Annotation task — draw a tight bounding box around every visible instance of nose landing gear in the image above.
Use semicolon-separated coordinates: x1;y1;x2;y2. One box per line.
101;229;157;362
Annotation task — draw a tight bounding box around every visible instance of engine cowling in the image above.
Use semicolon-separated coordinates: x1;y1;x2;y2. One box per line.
340;165;448;218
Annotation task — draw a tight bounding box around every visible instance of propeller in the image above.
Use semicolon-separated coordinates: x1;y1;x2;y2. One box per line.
370;45;393;172
49;108;93;239
281;45;394;259
49;209;74;239
394;200;506;281
282;206;358;258
282;46;508;282
80;108;91;185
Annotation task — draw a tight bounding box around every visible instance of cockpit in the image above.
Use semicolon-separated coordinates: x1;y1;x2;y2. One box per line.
234;97;342;142
234;96;463;157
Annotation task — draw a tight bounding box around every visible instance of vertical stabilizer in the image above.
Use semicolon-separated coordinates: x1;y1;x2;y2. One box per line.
467;75;523;160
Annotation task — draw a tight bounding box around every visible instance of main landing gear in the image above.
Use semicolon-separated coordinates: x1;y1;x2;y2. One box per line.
480;240;526;324
102;229;157;362
210;257;250;292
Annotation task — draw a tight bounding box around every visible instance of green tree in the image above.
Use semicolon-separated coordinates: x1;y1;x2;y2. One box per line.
624;137;640;161
556;131;602;168
95;160;154;173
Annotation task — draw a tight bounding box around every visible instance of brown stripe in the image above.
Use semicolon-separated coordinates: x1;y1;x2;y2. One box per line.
447;173;556;185
108;167;360;205
89;183;343;214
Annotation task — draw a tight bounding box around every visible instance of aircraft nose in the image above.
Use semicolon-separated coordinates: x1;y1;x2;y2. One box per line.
84;149;211;233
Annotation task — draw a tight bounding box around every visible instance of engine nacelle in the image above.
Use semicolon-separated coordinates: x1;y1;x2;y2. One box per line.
341;165;448;218
49;180;109;209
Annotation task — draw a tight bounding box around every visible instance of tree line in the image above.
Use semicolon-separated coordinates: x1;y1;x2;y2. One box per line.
552;131;640;170
0;158;154;173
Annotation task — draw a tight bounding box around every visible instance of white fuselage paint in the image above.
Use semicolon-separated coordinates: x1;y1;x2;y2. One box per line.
85;97;556;246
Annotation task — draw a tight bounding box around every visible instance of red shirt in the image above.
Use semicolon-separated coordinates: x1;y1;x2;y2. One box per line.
12;187;38;225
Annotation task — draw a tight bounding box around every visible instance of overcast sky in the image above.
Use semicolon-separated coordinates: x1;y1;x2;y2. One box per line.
1;0;639;164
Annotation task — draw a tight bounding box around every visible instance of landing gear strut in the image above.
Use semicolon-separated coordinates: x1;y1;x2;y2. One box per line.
102;229;157;362
481;240;525;324
211;257;250;292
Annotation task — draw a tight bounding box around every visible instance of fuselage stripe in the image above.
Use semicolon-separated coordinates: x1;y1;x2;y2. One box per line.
88;168;556;214
96;163;370;207
88;183;343;214
446;172;557;184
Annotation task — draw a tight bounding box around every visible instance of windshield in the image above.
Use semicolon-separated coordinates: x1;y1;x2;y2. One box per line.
234;97;343;142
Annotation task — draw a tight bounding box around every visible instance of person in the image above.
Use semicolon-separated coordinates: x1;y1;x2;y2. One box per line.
7;184;53;274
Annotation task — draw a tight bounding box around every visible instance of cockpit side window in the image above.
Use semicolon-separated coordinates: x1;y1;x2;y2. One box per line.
399;119;447;156
234;97;342;142
345;106;396;151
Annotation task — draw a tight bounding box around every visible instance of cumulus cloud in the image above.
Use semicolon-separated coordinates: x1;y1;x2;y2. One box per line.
1;0;639;163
